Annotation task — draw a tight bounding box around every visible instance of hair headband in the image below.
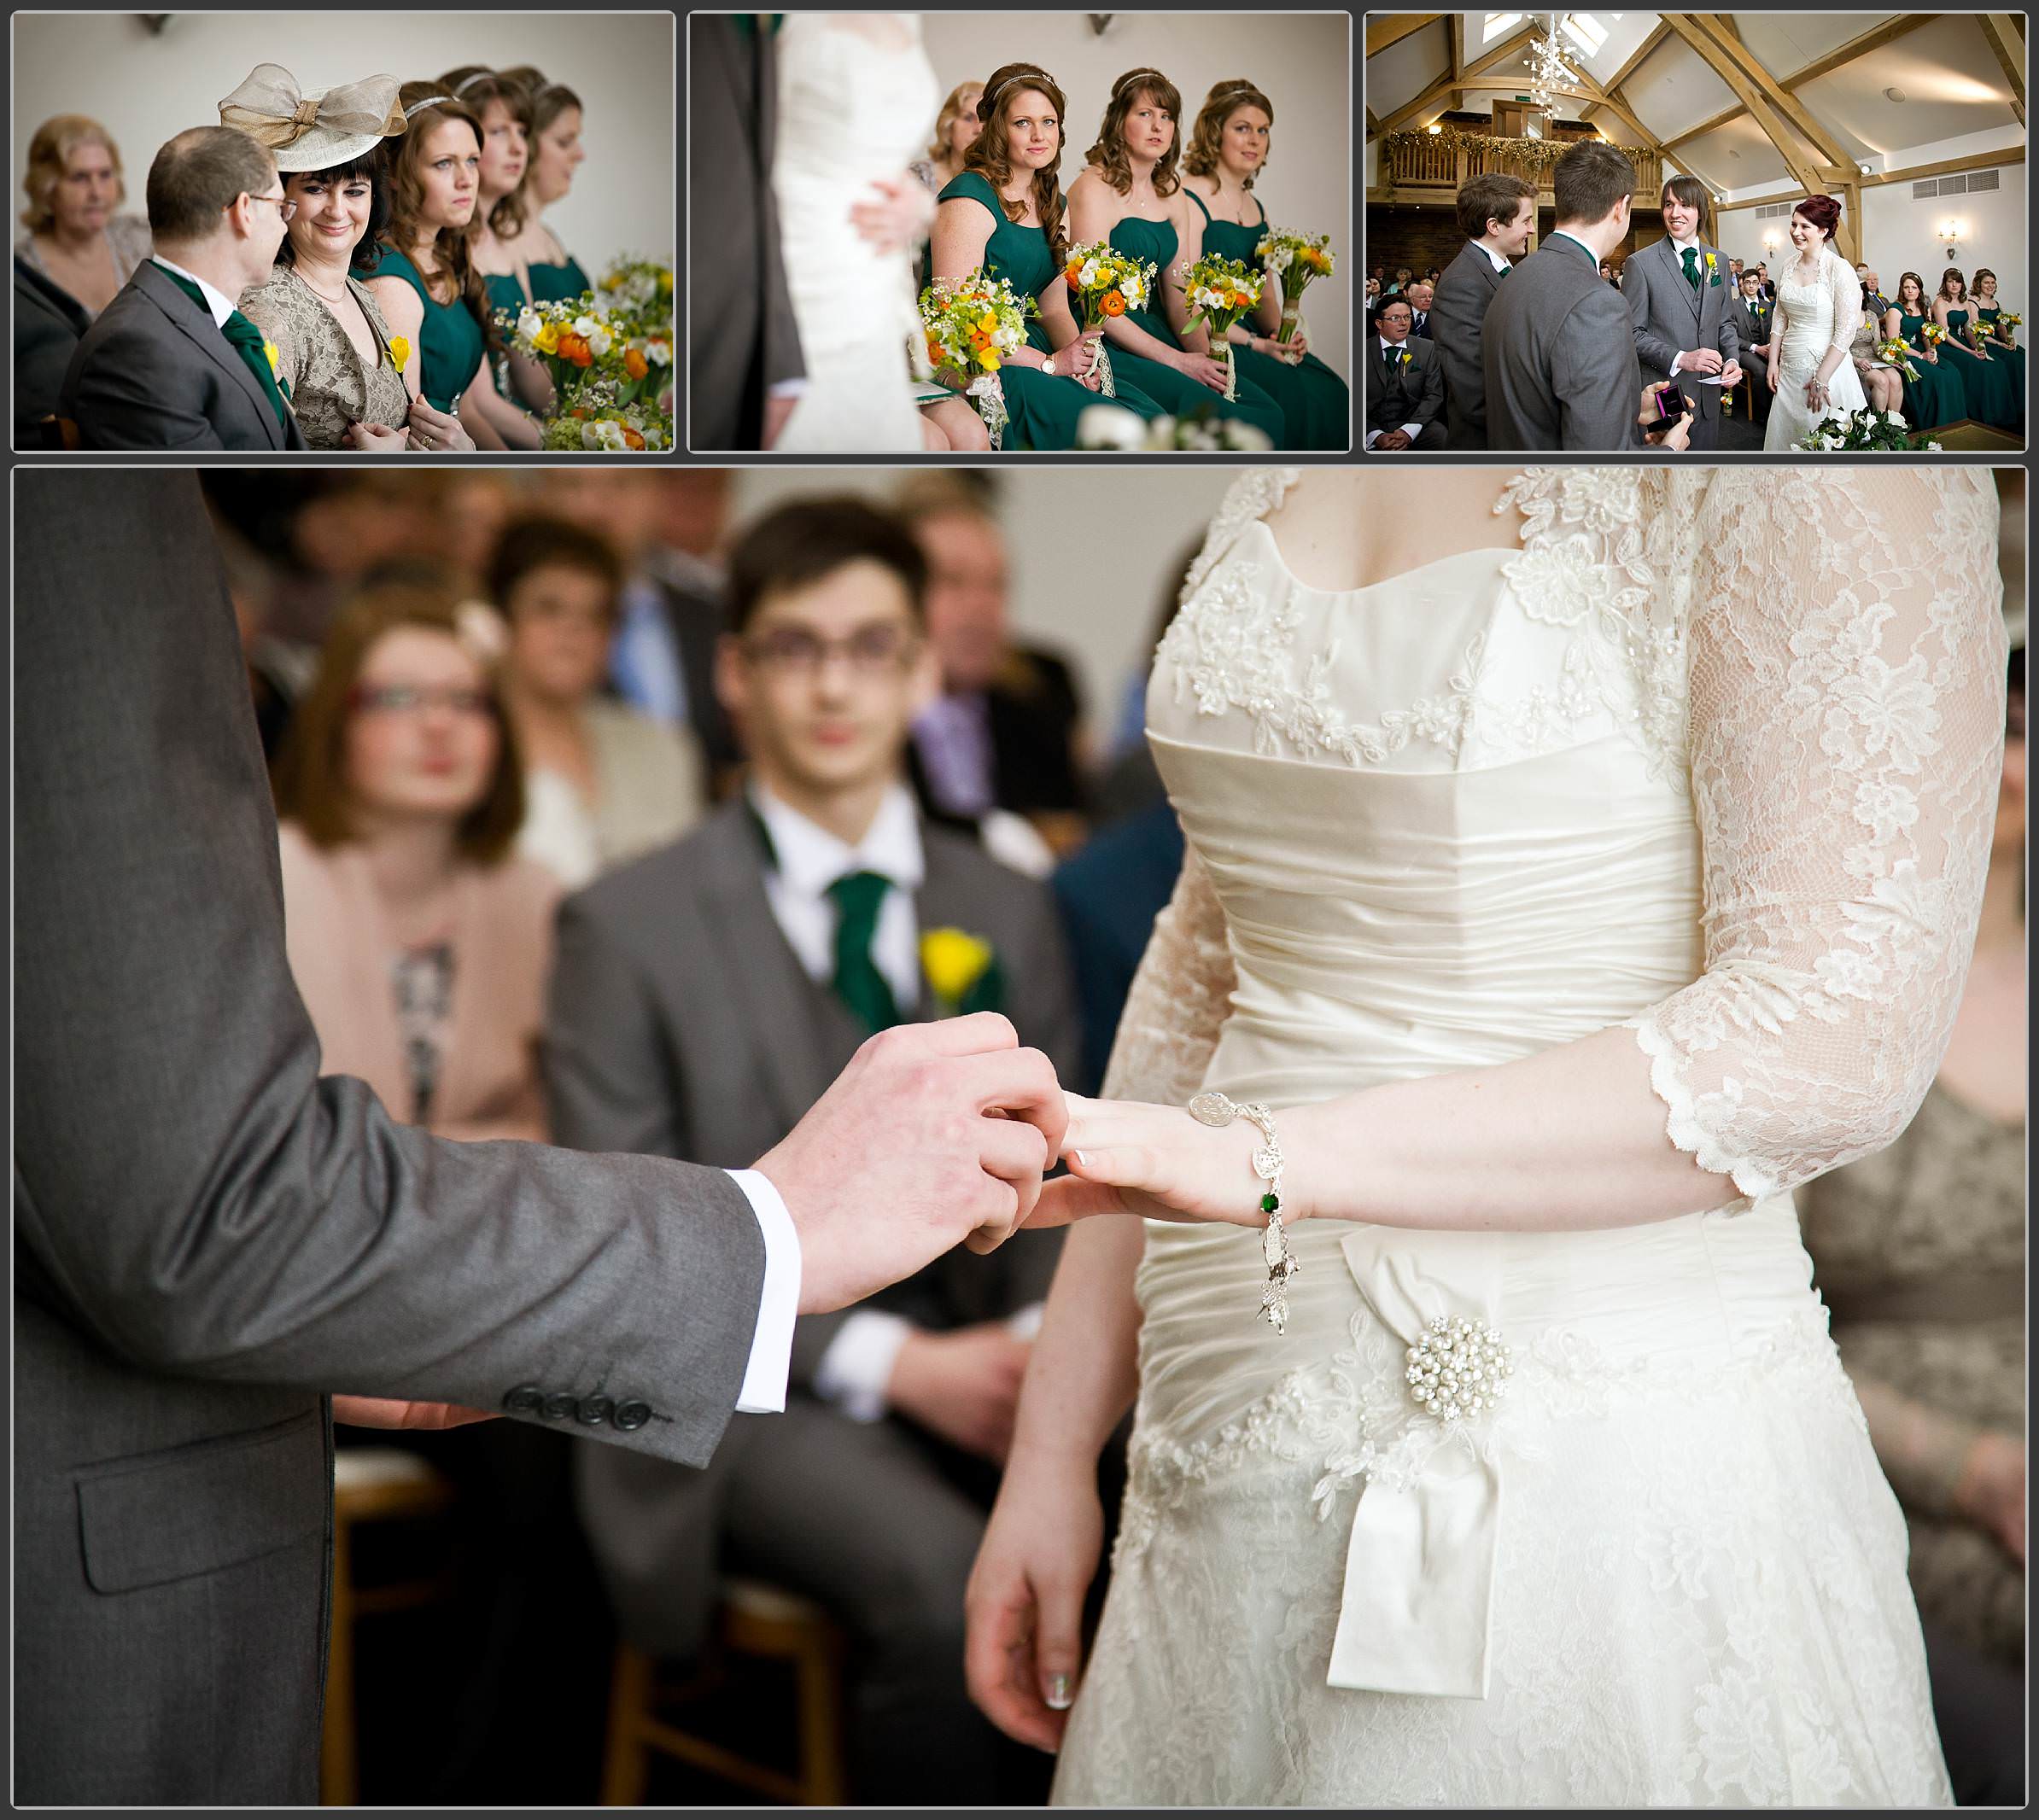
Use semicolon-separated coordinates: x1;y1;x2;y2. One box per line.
453;72;494;95
407;94;455;112
1113;67;1166;98
984;67;1053;111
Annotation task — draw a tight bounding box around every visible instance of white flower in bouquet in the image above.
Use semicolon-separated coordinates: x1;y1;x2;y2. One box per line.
646;336;673;366
1079;260;1101;289
583;418;632;452
517;306;544;342
572;314;600;341
1077;402;1148;450
1884;410;1905;426
586;325;614;359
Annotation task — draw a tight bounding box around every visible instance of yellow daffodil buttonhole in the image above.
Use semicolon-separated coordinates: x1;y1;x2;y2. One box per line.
389;335;412;374
921;928;994;1007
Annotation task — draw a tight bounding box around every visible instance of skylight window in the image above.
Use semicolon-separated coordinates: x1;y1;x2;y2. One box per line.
1483;14;1524;44
1562;15;1611;55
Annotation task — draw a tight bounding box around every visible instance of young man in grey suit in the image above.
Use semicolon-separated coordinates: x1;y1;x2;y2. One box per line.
1729;269;1777;426
61;126;307;450
1364;296;1445;449
1431;171;1536;449
1621;175;1742;451
1481;139;1691;452
549;497;1080;1805
15;473;1074;1805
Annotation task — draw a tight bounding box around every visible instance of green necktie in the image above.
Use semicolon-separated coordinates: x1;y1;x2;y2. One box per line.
1681;246;1700;292
155;265;291;428
827;871;900;1034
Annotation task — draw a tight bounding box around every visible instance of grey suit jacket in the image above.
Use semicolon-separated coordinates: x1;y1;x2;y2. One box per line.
1482;232;1642;451
1622;236;1738;424
1730;295;1776;376
549;800;1079;1657
15;473;769;1804
60;259;307;450
1431;241;1507;448
1364;335;1445;441
688;17;805;450
15;255;88;443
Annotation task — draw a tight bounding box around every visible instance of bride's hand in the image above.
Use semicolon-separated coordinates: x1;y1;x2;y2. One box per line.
1767;361;1779;394
964;1448;1104;1751
846;172;933;254
1028;1092;1281;1227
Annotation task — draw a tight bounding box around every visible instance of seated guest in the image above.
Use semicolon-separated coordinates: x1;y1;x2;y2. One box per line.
1598;258;1615;284
15;114;152;319
909;79;985;200
228;65;472;453
1403;278;1434;337
490;514;705;890
61;125;304;449
1364;295;1442;449
1859;264;1893;323
270;580;560;1141
1433;170;1534;450
1729;269;1773;418
1800;642;2025;1807
552;496;1078;1807
1849;311;1904;417
15;254;89;440
1755;261;1774;300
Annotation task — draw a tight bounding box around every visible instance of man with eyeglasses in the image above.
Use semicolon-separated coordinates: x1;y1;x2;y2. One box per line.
550;495;1078;1805
61;125;307;448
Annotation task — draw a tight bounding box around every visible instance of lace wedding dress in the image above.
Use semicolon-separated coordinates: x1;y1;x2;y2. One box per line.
1052;467;2006;1806
771;12;935;452
1764;246;1871;449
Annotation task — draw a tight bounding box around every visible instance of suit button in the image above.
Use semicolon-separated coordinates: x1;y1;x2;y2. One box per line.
576;1397;614;1427
613;1400;651;1432
503;1384;544;1415
541;1392;580;1421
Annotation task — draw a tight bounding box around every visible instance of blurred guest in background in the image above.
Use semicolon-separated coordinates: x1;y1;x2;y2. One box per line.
492;514;704;890
496;67;592;301
1802;637;2026;1807
910;78;984;200
551;496;1077;1805
16;114;152;318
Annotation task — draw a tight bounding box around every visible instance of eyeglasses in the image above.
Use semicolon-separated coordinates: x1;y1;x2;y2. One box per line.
248;191;300;222
348;684;495;717
741;625;918;676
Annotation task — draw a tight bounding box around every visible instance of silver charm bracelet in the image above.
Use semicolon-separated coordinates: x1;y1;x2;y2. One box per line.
1187;1091;1300;1333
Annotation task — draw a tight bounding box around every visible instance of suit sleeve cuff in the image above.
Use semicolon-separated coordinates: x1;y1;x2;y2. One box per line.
1364;429;1382;448
813;1310;916;1422
728;1169;802;1413
1400;422;1422;440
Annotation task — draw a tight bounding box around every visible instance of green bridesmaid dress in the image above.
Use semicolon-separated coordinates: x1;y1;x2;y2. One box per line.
359;245;486;413
529;255;593;303
1894;312;1967;432
1187;190;1351;450
1104;213;1288;446
1937;307;2020;429
934;171;1163;449
1973;306;2026;425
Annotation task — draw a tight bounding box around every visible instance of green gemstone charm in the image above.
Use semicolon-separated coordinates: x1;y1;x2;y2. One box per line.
1260;1193;1280;1213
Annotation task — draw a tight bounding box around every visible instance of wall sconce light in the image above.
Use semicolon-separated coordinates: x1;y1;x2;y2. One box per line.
1941;218;1965;260
1428;122;1443;135
1761;227;1782;251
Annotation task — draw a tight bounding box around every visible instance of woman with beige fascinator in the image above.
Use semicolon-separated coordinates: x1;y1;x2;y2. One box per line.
228;64;473;452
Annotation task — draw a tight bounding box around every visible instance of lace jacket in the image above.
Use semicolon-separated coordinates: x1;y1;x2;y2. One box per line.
237;265;410;450
1108;467;2007;1207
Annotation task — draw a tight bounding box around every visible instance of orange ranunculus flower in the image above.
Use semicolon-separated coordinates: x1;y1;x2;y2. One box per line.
1066;261;1083;286
622;427;646;450
968;329;992;352
1101;290;1126;317
1231;291;1252;308
623;347;650;381
570;340;594;369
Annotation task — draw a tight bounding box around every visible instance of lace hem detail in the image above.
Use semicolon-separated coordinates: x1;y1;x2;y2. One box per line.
1625;1016;1770;1203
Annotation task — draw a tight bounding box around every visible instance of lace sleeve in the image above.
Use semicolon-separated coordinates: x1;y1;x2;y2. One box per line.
1628;469;2007;1202
1826;251;1862;356
1100;845;1236;1103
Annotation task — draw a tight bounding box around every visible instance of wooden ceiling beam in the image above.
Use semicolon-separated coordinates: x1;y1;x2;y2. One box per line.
1979;15;2026;128
1371;67;1460;138
1663;100;1745;153
1861;144;2025;187
1602;20;1676;96
1365;15;1441;60
1458;22;1539;84
1782;15;1936;90
1694;13;1852;172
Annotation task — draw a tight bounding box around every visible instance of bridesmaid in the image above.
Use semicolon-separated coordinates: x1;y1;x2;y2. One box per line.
1931;266;2019;431
1884;271;1966;433
357;85;538;448
1972;269;2026;416
15;114;151;319
497;67;592;302
1066;68;1286;443
1179;79;1350;449
924;62;1164;451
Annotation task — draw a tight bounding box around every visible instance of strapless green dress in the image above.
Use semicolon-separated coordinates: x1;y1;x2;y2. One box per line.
1104;213;1288;446
1974;306;2026;423
1937;307;2019;429
485;271;528;325
529;256;592;303
1893;312;1967;432
934;171;1163;449
1188;190;1350;449
358;245;485;412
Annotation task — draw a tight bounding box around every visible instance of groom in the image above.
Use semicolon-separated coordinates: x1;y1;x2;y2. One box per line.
1621;176;1742;451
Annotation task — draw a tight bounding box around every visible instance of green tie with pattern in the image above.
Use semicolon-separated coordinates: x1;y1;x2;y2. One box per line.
155;265;292;429
1681;246;1700;293
827;870;900;1034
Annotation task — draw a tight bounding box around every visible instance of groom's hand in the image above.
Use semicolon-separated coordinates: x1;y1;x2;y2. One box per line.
755;1014;1065;1314
1678;347;1726;376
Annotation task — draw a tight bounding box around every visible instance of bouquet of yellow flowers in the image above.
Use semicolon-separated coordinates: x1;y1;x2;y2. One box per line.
1180;254;1263;400
1254;229;1335;357
1874;337;1920;382
1919;320;1948;348
540;382;671;452
1997;310;2021;344
918;271;1034;448
597;254;675;330
1059;240;1154;399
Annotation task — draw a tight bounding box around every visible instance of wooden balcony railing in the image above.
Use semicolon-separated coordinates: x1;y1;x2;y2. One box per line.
1377;137;1663;203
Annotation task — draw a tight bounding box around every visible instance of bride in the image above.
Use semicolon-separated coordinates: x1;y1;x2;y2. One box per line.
771;12;948;451
967;465;2005;1805
1763;195;1870;449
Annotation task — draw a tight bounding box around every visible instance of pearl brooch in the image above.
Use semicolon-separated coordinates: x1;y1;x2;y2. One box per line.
1405;1314;1512;1424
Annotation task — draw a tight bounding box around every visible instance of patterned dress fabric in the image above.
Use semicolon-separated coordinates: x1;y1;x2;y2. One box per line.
238;265;409;449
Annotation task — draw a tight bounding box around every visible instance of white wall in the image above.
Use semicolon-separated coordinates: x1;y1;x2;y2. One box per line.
918;11;1353;382
10;12;672;279
731;464;1238;730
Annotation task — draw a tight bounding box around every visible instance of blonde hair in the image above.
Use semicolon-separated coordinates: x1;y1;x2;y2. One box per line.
1183;80;1273;188
20;114;124;234
925;81;984;165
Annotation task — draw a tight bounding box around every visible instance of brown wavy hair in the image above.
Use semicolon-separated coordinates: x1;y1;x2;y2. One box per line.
499;66;585;138
1937;265;1969;304
964;63;1070;263
441;67;535;237
1183;80;1273;188
20;114;124;234
1896;271;1927;312
380;84;502;357
1086;67;1183;197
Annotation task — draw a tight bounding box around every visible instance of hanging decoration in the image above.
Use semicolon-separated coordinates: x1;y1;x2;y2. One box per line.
1524;12;1582;120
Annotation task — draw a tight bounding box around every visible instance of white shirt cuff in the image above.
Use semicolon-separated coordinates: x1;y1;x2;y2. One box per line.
727;1168;802;1413
768;377;809;400
1400;422;1422;440
1004;1301;1046;1341
813;1310;916;1423
1364;429;1382;448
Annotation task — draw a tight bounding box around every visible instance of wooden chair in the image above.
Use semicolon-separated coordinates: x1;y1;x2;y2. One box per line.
36;414;79;451
601;1578;847;1806
321;1448;458;1806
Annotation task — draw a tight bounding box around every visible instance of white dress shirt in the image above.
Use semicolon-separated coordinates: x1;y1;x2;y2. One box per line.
1365;335;1424;450
1472;238;1512;276
1662;237;1709;376
151;255;237;327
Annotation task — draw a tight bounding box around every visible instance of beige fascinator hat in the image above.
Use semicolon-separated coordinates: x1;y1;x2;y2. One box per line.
219;64;407;171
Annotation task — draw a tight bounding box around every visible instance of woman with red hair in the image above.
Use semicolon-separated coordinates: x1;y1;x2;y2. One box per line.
1761;193;1869;449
